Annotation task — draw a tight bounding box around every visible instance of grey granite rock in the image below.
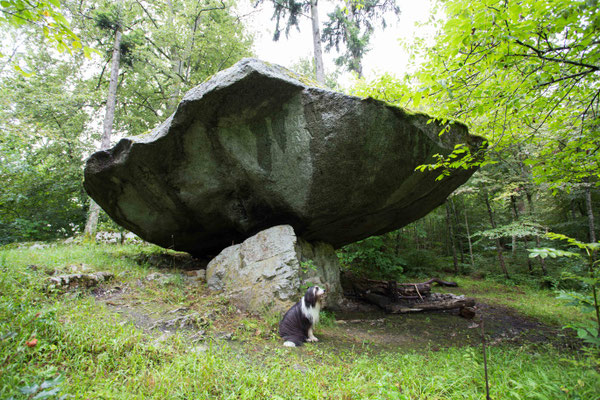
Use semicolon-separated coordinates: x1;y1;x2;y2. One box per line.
206;225;343;312
84;58;483;256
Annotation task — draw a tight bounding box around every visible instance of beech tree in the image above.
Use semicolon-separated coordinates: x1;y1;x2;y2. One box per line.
83;3;123;237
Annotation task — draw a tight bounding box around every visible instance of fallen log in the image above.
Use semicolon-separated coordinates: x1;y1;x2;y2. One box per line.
385;294;476;314
340;271;458;301
423;278;458;287
340;271;474;316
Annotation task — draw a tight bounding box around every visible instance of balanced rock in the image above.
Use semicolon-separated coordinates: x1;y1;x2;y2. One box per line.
84;58;483;256
206;225;343;312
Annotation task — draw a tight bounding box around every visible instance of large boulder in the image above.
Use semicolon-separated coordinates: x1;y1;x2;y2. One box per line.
206;225;343;312
84;58;483;256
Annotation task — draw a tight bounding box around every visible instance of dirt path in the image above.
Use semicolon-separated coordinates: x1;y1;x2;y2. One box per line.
317;302;576;354
91;272;577;354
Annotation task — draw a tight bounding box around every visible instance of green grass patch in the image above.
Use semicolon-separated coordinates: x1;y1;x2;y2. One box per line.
1;242;598;399
437;277;588;327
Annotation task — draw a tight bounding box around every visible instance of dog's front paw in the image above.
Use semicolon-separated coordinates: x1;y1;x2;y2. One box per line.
307;336;319;342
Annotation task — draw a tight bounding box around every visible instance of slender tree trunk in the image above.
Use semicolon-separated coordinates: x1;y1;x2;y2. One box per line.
166;0;183;113
511;194;534;273
446;201;458;274
394;230;401;256
583;180;599;335
584;181;597;244
510;195;518;258
428;217;433;250
485;193;509;279
414;223;419;249
464;205;475;269
84;27;122;238
451;197;465;264
310;0;325;83
526;191;547;275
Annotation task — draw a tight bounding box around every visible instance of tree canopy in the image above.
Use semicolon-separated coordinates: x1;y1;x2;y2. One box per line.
354;0;599;191
0;0;252;243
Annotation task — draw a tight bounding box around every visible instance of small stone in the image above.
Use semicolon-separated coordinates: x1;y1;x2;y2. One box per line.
184;269;206;281
218;332;233;341
145;272;171;284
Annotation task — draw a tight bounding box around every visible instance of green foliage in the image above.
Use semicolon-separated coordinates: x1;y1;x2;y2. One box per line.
338;235;406;279
474;220;542;241
0;0;95;70
0;0;253;243
0;49;92;243
354;0;600;192
399;248;445;276
299;258;317;274
255;0;308;42
528;248;580;260
528;232;600;366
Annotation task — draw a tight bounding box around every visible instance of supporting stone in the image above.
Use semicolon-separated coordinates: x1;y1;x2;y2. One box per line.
206;225;342;312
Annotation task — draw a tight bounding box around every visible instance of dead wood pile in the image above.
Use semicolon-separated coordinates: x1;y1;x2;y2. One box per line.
341;271;476;317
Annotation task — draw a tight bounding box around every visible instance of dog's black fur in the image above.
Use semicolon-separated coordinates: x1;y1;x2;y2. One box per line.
278;286;322;346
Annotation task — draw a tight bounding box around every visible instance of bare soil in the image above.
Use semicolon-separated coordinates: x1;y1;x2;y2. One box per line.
92;272;578;354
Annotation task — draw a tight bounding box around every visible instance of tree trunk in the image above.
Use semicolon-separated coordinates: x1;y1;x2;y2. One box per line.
510;194;534;273
510;195;518;258
84;27;122;238
446;201;459;274
451;197;465;264
309;0;325;83
394;230;401;256
526;191;547;275
166;0;184;113
584;181;597;244
340;272;472;314
414;223;420;249
485;193;509;279
462;198;475;269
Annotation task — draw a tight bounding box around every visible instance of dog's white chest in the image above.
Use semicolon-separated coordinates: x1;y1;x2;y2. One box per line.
301;298;320;325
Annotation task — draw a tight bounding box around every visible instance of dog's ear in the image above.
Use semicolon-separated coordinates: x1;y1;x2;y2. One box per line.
304;286;316;307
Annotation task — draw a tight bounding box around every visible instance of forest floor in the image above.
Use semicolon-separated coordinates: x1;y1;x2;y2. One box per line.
94;268;577;355
1;242;598;399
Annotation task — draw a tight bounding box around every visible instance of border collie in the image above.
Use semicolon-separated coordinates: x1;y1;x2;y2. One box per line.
279;286;326;347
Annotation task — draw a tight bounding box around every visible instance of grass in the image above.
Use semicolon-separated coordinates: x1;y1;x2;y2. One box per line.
436;276;589;327
1;241;599;399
